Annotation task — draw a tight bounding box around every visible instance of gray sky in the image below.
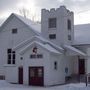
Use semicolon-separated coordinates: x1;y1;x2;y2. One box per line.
0;0;90;25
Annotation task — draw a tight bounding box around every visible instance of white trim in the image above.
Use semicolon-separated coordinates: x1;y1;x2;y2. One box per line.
0;13;40;35
19;41;62;55
4;64;16;67
13;35;64;52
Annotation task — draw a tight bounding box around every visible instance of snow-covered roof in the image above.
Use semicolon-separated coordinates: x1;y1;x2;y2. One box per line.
13;35;64;52
14;13;41;33
74;24;90;45
14;13;90;46
0;13;41;35
20;41;62;55
64;45;86;56
13;14;90;46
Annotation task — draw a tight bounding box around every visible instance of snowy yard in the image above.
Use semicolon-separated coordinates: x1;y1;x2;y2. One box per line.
0;80;90;90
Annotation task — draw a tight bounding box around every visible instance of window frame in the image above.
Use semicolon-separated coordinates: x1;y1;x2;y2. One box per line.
67;19;71;30
48;18;57;28
12;28;17;34
7;49;16;64
68;35;71;40
49;34;56;39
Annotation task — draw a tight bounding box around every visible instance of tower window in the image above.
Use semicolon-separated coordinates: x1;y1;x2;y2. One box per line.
67;19;71;30
48;18;56;28
68;35;71;40
49;34;56;39
12;28;17;34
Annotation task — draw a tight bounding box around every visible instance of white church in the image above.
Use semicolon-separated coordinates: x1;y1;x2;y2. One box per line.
0;6;90;86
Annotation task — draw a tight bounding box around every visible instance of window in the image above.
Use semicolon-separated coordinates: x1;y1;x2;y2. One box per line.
12;53;15;64
67;19;71;30
30;68;35;77
48;18;56;28
7;49;16;64
12;60;15;64
54;61;57;70
8;60;11;64
38;69;43;77
8;54;11;60
7;49;12;64
49;34;56;39
12;28;17;34
7;49;12;53
68;35;71;40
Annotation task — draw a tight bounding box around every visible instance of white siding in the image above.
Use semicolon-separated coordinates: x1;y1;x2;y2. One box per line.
41;6;74;46
49;54;65;85
0;16;36;75
5;66;18;83
20;44;51;86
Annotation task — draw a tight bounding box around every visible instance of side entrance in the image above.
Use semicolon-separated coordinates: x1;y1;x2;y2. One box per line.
29;67;44;86
18;67;23;84
78;59;85;74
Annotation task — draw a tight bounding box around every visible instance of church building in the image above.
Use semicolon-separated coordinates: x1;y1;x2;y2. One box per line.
0;6;89;86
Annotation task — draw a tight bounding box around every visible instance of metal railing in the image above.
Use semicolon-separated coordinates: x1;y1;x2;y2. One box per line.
86;73;90;86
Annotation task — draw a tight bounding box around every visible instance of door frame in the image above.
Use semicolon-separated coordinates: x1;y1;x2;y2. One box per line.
18;67;23;84
78;58;85;75
28;66;44;86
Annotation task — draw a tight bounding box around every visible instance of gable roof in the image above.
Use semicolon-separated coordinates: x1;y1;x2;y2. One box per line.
19;41;62;55
13;35;64;53
74;23;90;45
0;13;41;35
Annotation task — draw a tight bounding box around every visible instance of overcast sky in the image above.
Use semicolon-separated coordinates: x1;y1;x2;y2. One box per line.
0;0;90;25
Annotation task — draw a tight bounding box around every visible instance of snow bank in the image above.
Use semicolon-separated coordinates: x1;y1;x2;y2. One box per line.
0;80;90;90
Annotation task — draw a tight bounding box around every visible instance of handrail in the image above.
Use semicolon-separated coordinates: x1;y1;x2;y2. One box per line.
85;73;90;86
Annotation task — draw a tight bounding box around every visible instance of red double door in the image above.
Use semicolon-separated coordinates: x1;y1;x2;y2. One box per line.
29;67;44;86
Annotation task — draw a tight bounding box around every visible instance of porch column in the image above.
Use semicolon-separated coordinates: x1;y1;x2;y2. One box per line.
86;56;90;74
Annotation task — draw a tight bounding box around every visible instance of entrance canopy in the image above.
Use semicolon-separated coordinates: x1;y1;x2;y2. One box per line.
64;45;86;56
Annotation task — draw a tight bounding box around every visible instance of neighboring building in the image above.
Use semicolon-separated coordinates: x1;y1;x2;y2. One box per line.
0;6;89;86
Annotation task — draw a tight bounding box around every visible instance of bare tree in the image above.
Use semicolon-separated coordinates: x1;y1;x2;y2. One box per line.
19;7;41;23
19;8;29;18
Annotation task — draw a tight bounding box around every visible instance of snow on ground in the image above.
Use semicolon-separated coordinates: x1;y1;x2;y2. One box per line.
0;80;90;90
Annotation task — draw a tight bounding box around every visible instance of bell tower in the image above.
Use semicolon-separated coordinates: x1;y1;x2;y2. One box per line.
41;6;74;46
